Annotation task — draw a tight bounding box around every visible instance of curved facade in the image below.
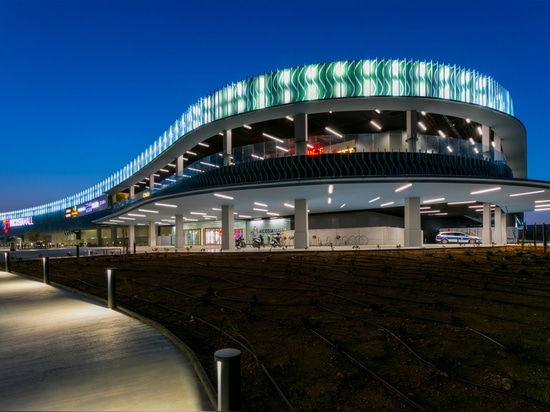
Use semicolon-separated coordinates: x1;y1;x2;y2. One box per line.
3;58;548;249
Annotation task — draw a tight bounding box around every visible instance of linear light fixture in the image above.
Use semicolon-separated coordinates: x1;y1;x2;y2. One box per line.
509;190;545;197
535;199;550;203
420;209;440;214
266;212;280;216
328;185;333;194
370;120;382;130
395;183;412;192
214;193;234;200
253;208;268;212
284;203;294;208
470;187;501;195
186;151;197;156
263;132;284;143
381;201;395;207
254;202;268;207
446;146;453;152
238;215;251;218
243;124;252;129
190;212;206;215
369;196;380;203
128;213;146;217
212;207;222;211
159;168;170;173
328;198;332;204
535;207;550;212
138;209;158;213
340;203;346;208
119;217;136;220
286;116;294;121
276;145;289;152
198;142;209;147
423;197;445;204
447;200;476;205
251;154;265;160
325;126;343;137
438;130;446;137
200;161;219;168
418;121;427;131
167;163;176;167
155;202;178;208
188;167;202;172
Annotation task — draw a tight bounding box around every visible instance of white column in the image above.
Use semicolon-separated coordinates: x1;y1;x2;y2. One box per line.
128;225;135;252
406;110;418;153
223;130;232;166
294;199;309;249
149;174;155;190
294;114;308;156
149;221;157;247
482;203;492;245
129;185;135;200
175;215;184;249
404;197;422;247
493;134;502;162
482;125;491;160
221;205;234;251
493;207;503;244
177;155;185;176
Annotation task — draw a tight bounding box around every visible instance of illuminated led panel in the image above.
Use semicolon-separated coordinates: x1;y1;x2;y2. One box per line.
5;58;514;218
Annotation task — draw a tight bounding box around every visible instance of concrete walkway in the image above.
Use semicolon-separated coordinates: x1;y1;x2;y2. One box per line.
0;270;215;411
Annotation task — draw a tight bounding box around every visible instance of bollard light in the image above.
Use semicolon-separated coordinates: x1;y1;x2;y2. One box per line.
4;252;10;273
43;257;50;284
215;348;241;411
107;268;117;309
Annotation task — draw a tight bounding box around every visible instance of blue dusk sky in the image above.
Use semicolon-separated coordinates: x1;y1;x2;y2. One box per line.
1;0;549;220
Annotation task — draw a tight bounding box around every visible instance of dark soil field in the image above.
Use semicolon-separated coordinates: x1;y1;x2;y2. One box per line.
11;246;550;411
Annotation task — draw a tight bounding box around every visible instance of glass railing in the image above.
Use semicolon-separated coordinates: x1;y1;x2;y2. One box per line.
111;133;505;212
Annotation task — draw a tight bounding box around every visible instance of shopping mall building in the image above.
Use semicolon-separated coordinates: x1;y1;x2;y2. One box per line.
3;58;550;250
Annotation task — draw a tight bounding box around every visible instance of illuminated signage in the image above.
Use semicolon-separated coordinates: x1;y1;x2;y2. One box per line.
142;192;151;199
65;196;108;218
2;215;9;233
2;215;33;233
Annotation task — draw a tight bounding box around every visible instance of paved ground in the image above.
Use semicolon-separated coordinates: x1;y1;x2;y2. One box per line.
0;270;215;411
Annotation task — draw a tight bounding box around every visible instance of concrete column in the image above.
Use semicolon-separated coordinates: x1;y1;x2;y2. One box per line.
493;134;502;162
177;155;185;176
406;110;418;153
404;197;422;247
294;199;309;249
175;215;184;249
482;125;491;160
110;226;117;246
221;205;235;251
493;207;503;244
149;174;155;190
294;114;308;156
482;203;492;245
129;185;135;200
128;225;135;251
97;227;103;246
149;221;157;247
223;130;232;166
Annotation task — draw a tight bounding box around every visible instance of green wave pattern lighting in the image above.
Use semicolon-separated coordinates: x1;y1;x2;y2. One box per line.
6;59;514;218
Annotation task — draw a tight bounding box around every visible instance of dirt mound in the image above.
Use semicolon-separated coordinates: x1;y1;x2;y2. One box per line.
12;246;550;411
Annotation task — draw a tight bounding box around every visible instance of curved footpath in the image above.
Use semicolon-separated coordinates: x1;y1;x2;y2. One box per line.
0;270;215;411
